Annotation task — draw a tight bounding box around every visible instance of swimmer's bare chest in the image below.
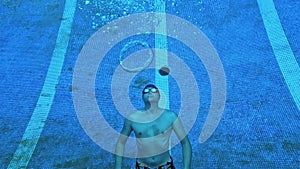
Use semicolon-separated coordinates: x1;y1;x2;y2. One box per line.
128;110;177;167
131;112;174;166
130;111;174;138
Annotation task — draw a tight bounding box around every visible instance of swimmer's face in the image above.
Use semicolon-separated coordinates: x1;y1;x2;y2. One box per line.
142;87;160;102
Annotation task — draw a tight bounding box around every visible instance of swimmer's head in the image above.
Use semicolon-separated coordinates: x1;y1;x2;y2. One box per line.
142;84;160;103
142;84;158;94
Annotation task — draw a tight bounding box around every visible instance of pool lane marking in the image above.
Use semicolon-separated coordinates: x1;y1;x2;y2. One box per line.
8;0;77;168
154;0;170;154
257;0;300;111
154;0;169;109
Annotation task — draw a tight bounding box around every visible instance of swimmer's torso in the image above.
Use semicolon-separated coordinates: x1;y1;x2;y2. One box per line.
128;109;176;167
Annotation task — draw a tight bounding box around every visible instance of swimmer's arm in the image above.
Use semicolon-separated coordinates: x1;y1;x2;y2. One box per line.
115;118;132;169
180;135;192;169
172;115;192;169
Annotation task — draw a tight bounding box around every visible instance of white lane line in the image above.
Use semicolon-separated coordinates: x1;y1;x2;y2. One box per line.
154;0;169;109
154;0;171;156
257;0;300;111
8;0;77;168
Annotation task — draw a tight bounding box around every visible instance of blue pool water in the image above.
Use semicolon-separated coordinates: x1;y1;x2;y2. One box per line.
1;0;299;168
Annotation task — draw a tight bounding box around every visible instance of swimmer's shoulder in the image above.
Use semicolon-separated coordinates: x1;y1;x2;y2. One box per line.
162;109;178;121
126;110;145;122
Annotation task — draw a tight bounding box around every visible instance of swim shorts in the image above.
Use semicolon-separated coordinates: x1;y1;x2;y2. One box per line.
135;156;175;169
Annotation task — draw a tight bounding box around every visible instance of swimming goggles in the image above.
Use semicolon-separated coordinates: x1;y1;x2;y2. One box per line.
143;88;158;94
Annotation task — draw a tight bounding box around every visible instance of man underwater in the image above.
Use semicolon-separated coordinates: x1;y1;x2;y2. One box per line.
115;84;191;169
